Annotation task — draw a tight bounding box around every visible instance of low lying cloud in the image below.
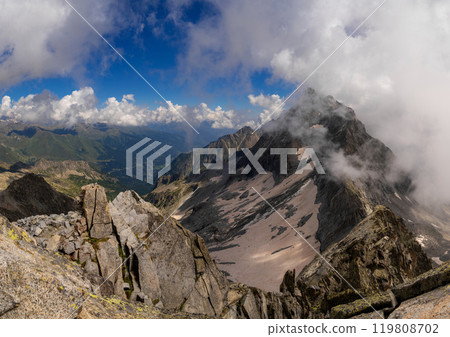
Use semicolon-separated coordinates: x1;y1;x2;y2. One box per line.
248;93;284;126
0;87;239;129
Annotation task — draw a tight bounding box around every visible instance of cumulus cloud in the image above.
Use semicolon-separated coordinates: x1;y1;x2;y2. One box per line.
0;87;238;129
0;0;148;88
179;0;450;205
248;93;284;125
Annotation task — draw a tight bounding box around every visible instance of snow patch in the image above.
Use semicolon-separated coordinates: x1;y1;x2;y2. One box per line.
432;257;443;265
415;235;427;247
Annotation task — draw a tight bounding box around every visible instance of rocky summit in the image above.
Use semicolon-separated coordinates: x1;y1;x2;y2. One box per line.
1;181;449;319
148;89;450;297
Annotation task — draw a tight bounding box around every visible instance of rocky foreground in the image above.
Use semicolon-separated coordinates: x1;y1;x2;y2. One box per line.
0;183;449;318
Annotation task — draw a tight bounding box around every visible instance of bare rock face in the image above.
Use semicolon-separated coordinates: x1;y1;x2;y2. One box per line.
95;236;125;298
0;289;17;316
388;284;450;319
221;283;305;319
108;191;307;318
10;184;126;300
81;184;113;239
80;184;124;299
109;190;229;316
299;206;432;294
0;214;201;319
278;206;434;318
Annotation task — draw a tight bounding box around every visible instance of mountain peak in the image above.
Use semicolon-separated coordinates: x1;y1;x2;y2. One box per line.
0;173;75;221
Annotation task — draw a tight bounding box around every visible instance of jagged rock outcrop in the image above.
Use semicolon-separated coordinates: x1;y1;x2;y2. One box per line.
300;206;431;291
9;183;126;300
109;190;229;316
0;214;204;318
337;262;450;319
81;184;113;239
221;283;305;319
5;183;231;316
274;206;434;318
300;206;431;317
0;173;75;221
78;184;125;298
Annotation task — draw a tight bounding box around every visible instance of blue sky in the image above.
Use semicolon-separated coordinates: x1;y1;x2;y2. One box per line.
2;0;450;204
1;0;293;126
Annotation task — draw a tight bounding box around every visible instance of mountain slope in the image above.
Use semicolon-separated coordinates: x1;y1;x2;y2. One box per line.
0;173;75;221
159;89;450;291
0;122;188;194
146;126;260;214
0;159;124;199
2;184;449;319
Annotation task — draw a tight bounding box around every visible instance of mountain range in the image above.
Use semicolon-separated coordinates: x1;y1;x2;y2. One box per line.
0;121;231;195
0;89;449;319
150;89;450;291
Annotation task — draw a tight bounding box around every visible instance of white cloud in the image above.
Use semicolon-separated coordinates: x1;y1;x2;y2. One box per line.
0;0;143;88
179;0;450;205
0;87;239;129
248;93;284;125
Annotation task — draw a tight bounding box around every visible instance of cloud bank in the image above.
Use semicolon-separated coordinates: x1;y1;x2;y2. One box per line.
248;93;284;126
0;0;156;88
0;87;238;129
179;0;450;205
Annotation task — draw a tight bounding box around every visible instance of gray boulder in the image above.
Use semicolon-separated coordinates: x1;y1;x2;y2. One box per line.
81;184;113;239
95;236;126;299
109;190;229;316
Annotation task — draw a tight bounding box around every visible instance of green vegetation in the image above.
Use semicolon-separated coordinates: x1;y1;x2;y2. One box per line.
66;174;123;200
0;122;187;195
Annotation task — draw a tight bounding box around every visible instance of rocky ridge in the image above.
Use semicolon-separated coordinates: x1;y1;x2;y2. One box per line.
0;214;208;318
146;126;260;213
152;89;450;293
0;182;303;318
1;182;449;319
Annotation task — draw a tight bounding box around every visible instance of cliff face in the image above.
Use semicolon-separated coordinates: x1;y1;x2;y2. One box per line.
0;183;449;319
0;214;183;319
109;190;230;316
294;206;433;317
